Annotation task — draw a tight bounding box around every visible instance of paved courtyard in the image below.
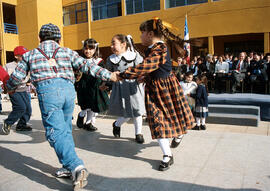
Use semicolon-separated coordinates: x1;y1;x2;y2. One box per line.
0;98;270;191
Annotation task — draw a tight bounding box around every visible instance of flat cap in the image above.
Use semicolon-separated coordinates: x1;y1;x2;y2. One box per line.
39;23;61;40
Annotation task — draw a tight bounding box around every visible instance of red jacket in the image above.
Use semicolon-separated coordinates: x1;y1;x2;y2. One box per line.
0;66;9;90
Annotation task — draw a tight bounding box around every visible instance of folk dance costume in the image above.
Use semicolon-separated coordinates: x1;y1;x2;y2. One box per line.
106;50;146;143
75;58;109;131
120;42;194;170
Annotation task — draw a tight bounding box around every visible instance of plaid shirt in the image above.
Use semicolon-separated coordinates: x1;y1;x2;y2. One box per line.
7;40;111;90
119;42;167;79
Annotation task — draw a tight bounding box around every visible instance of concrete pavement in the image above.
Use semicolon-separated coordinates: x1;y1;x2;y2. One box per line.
0;98;270;191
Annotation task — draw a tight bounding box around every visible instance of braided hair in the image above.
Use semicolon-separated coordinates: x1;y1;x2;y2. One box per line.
139;18;186;57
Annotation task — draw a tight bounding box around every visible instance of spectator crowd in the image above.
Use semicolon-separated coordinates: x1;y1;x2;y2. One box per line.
173;52;270;94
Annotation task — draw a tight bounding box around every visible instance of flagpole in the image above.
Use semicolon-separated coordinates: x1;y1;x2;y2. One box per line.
184;14;190;65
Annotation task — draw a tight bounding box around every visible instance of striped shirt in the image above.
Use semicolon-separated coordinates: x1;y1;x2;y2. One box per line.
7;40;112;90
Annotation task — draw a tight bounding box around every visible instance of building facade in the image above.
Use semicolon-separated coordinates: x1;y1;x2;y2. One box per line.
0;0;270;65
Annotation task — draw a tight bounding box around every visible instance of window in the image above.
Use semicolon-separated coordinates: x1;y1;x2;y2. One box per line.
166;0;208;8
63;2;88;26
126;0;160;15
92;0;122;21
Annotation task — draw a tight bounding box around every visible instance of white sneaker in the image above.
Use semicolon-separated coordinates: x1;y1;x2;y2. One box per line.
72;165;89;191
54;167;71;178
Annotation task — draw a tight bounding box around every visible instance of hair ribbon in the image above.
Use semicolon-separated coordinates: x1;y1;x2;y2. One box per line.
153;17;179;31
126;35;134;52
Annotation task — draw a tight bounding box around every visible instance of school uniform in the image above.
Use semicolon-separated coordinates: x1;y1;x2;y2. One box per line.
120;42;194;139
75;58;109;113
106;50;145;118
194;84;208;118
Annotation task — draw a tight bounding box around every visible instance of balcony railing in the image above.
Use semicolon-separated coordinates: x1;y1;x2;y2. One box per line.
4;23;18;34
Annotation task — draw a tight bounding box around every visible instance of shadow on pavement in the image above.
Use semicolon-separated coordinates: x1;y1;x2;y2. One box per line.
0;120;46;144
0;114;263;191
73;128;160;170
0;146;71;190
85;173;261;191
0;146;260;191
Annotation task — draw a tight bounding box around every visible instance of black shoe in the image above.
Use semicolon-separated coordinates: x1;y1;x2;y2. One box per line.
83;123;97;131
112;121;120;138
16;125;32;131
135;134;145;144
200;125;206;130
171;137;183;148
76;114;84;129
2;122;11;135
192;125;200;130
158;155;174;171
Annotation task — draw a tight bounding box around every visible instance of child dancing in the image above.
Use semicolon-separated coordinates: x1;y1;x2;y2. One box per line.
6;23;119;190
106;34;146;144
119;18;194;171
75;38;109;131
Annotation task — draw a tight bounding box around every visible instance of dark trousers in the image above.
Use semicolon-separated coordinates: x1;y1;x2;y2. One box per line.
215;73;226;93
232;72;245;92
5;91;32;127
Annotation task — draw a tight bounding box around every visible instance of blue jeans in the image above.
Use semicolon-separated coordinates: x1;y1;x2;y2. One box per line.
5;91;32;126
36;78;83;172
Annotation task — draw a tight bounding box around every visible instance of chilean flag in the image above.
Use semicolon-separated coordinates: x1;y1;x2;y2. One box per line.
184;14;190;65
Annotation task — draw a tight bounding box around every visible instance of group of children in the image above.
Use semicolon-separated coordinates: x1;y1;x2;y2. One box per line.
180;71;209;130
74;34;146;144
4;18;209;190
75;18;209;172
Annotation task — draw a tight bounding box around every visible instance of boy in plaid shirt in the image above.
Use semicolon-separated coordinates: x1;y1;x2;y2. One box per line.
5;23;119;190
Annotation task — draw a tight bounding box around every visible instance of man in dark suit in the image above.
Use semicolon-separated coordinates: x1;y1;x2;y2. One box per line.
231;52;249;93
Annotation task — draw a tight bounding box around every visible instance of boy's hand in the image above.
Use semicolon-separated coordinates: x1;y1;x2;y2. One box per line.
110;71;121;82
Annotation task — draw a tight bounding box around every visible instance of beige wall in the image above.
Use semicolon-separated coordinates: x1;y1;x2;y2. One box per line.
36;0;63;46
63;23;88;50
62;0;270;52
16;0;63;49
3;33;19;50
16;0;38;49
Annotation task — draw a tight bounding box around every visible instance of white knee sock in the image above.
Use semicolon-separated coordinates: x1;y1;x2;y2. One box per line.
196;117;201;126
91;113;98;125
79;110;87;117
115;117;130;127
201;118;206;125
157;138;172;162
133;116;143;135
85;109;94;125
